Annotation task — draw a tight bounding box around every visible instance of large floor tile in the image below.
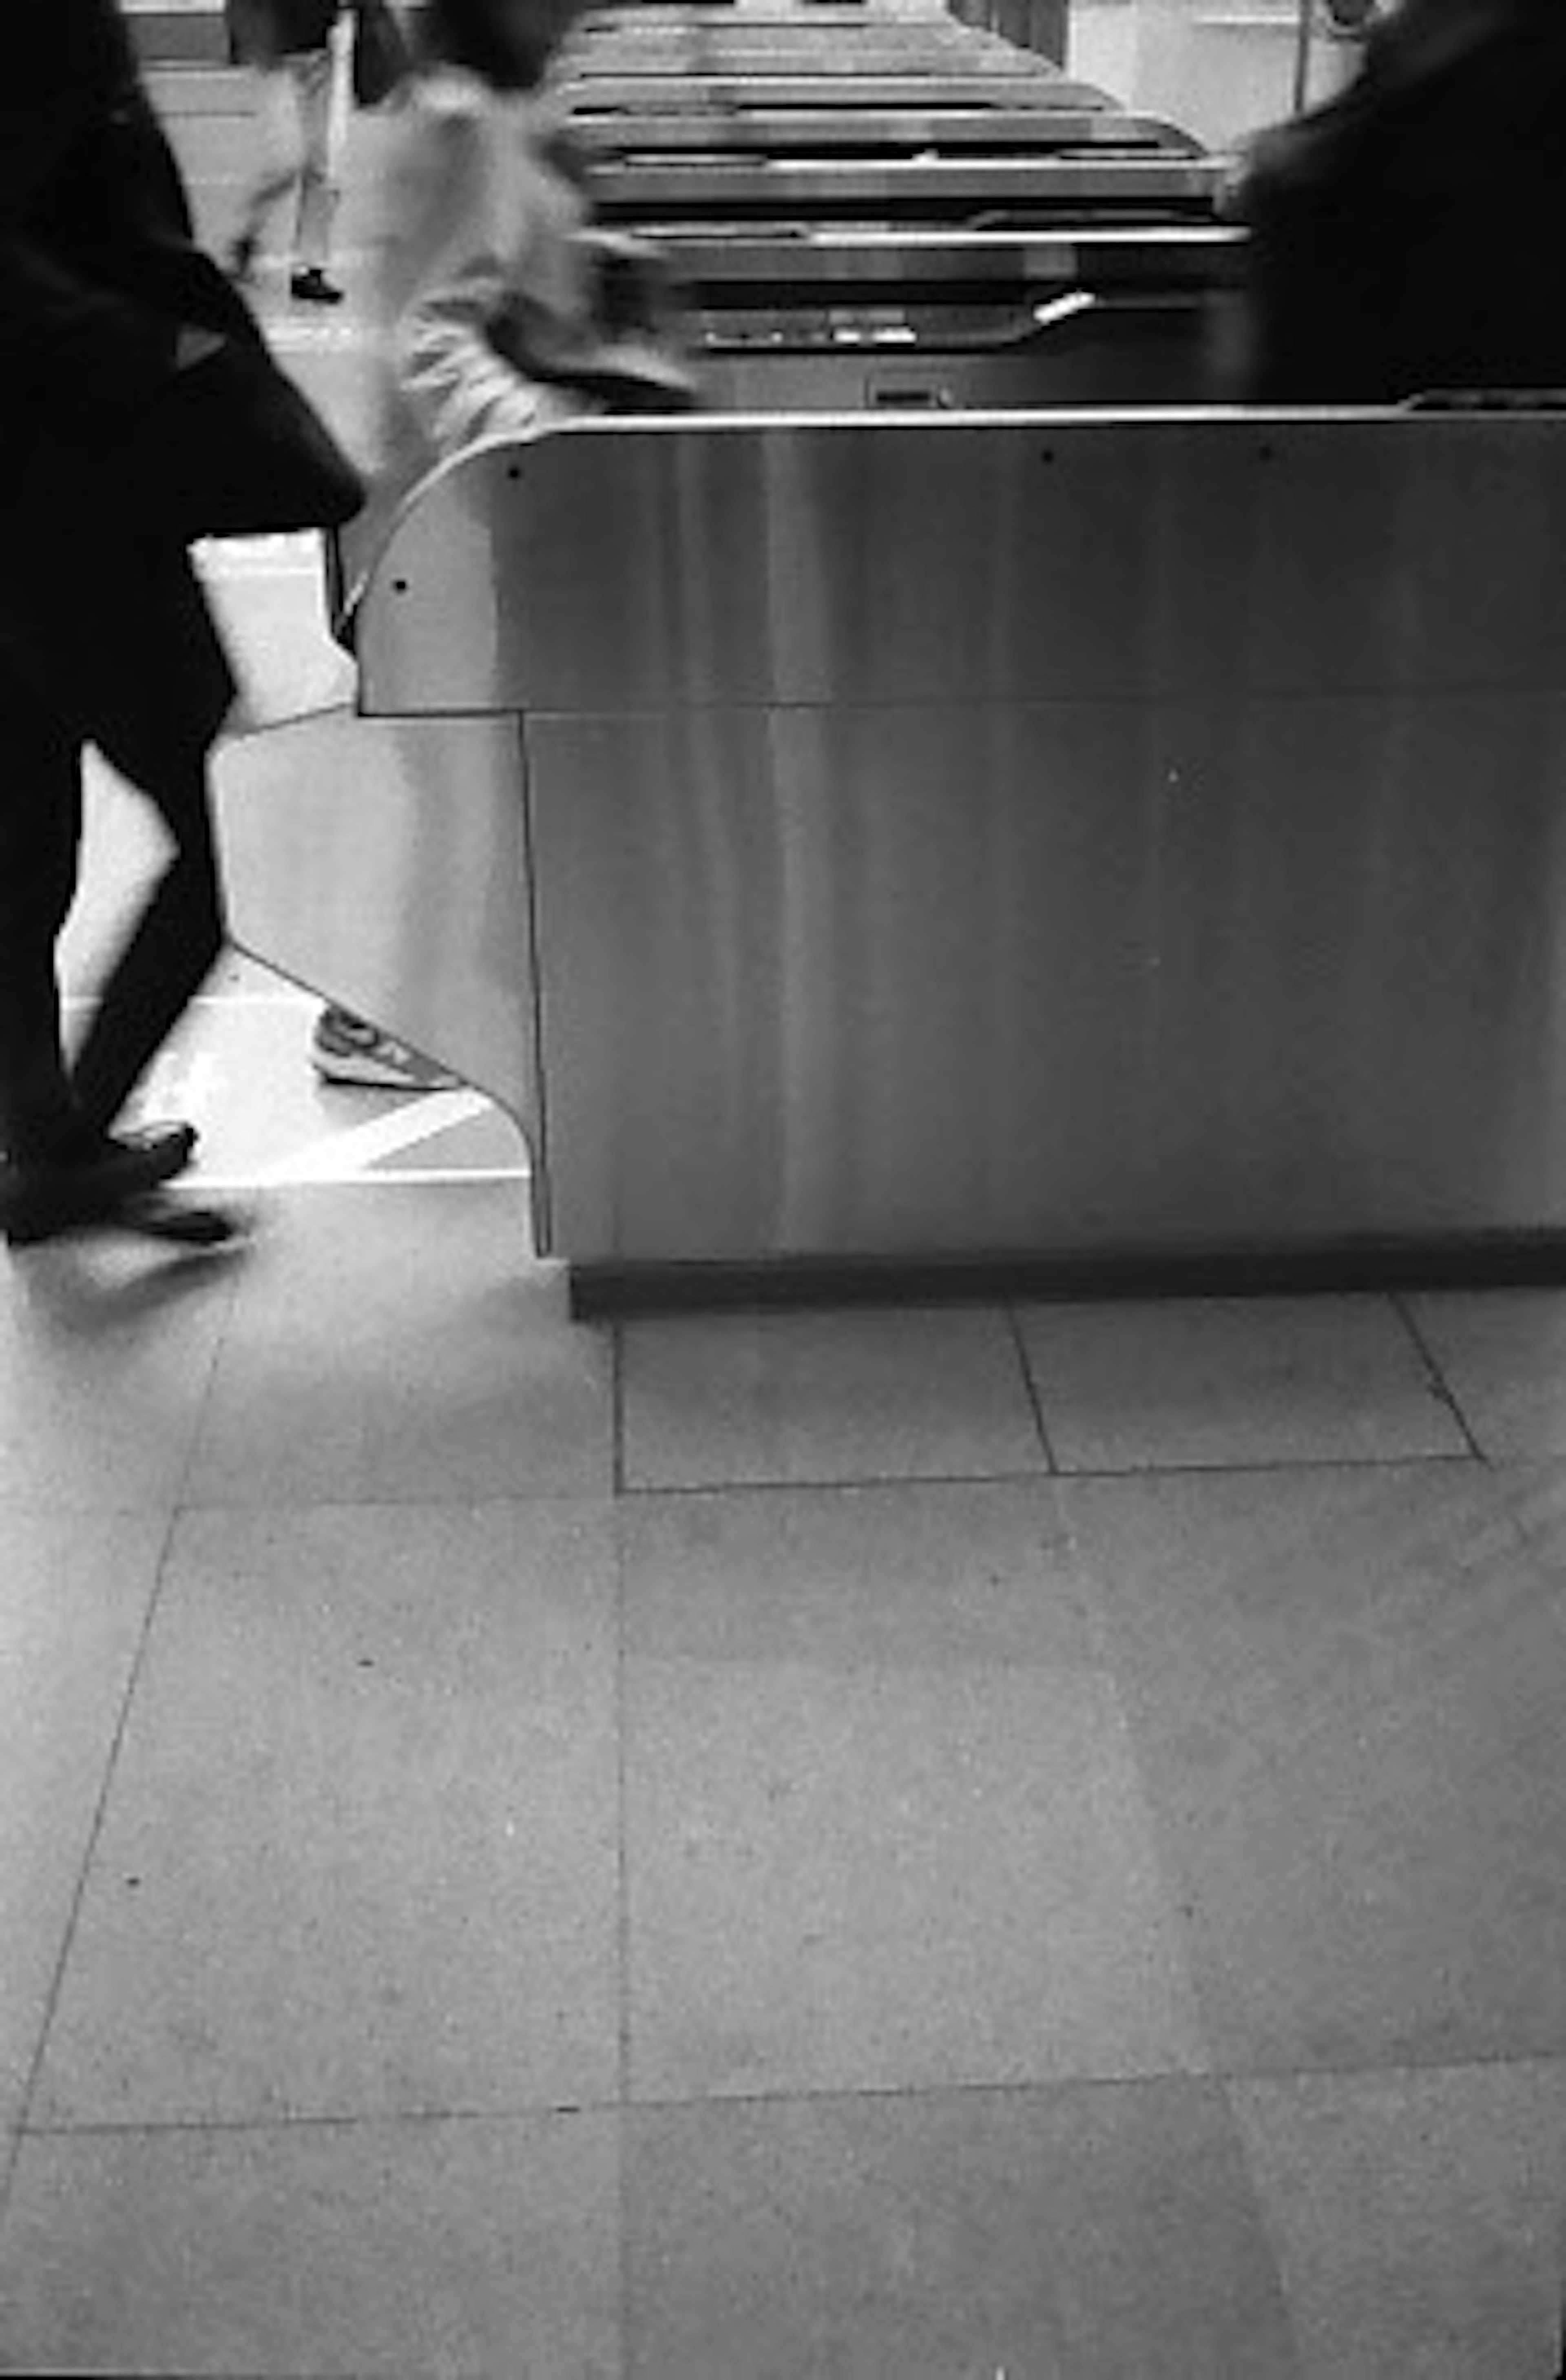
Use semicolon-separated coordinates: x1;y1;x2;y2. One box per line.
1065;1470;1566;2072
0;2112;621;2378
621;1308;1046;1490
619;1480;1090;1673
0;1239;239;1512
626;2081;1297;2379
0;1516;169;2130
1409;1289;1566;1458
183;1186;612;1504
626;1653;1205;2101
1017;1297;1465;1473
1232;2062;1566;2380
32;1501;619;2125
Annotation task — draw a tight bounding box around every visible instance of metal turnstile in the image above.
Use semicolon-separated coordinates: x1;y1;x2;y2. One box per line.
665;221;1241;406
591;153;1225;226
215;405;1566;1311
572;108;1201;158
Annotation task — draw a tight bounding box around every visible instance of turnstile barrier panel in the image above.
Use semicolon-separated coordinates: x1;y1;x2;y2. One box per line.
359;413;1566;721
224;410;1566;1276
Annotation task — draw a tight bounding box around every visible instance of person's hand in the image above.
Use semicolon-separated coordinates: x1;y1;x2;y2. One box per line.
175;326;228;372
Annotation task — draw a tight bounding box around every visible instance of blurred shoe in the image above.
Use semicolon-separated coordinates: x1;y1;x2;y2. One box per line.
290;267;345;306
312;1008;461;1093
2;1124;198;1249
117;1191;253;1249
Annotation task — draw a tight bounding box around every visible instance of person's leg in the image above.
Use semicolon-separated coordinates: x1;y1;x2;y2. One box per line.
232;62;305;278
288;46;344;301
0;660;201;1245
70;755;226;1139
0;662;91;1162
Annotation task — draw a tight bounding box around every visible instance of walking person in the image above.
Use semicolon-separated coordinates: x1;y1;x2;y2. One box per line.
368;0;692;498
1239;0;1566;401
0;0;361;1249
227;0;347;305
300;0;692;1102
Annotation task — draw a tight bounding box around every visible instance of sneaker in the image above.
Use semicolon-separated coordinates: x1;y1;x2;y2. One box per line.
290;267;345;307
2;1123;198;1249
312;1008;461;1093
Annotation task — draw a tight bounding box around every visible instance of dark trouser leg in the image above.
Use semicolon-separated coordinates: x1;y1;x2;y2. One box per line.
71;759;227;1137
0;665;89;1163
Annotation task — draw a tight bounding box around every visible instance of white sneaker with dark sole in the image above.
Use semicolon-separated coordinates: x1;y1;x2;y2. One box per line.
312;1009;462;1094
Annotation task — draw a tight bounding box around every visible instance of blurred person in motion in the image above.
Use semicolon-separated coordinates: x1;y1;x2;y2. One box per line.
227;0;347;305
1239;0;1566;401
307;0;692;1095
369;0;691;500
0;0;358;1248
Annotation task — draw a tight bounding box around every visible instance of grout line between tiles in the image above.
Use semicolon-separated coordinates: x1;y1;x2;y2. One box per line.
1214;2074;1310;2380
4;1502;188;2210
170;1247;249;1517
614;1447;1486;1497
613;1500;634;2353
1391;1291;1489;1464
611;1324;627;1500
22;2045;1566;2143
1005;1304;1060;1474
0;2123;20;2233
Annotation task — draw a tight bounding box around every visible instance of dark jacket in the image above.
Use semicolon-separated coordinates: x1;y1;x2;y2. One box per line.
1241;0;1566;401
227;0;342;66
0;0;250;775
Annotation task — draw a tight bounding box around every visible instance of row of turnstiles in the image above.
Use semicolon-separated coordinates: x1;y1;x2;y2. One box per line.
550;0;1236;414
214;0;1566;1311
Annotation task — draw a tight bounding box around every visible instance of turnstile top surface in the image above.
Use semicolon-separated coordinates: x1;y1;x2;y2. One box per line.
563;75;1110;109
576;107;1197;155
595;153;1227;216
658;220;1245;286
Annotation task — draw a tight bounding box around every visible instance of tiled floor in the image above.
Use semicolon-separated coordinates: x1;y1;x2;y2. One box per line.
4;1169;1566;2372
5;198;1566;2380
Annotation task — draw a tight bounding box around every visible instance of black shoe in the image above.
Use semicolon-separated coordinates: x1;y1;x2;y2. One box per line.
117;1190;252;1250
229;234;257;287
2;1125;198;1249
290;267;344;306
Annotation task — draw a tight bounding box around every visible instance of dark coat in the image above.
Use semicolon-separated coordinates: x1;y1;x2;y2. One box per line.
0;0;255;779
227;0;342;67
1241;0;1566;402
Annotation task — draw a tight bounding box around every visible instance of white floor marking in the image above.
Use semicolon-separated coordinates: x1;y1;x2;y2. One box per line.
173;1164;530;1193
138;1046;226;1127
261;1089;493;1185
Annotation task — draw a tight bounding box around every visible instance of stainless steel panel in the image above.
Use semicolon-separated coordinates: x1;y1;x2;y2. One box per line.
581;8;914;26
525;695;1566;1262
564;74;1098;108
569;41;1037;76
212;709;543;1158
697;301;1220;407
338;407;1566;1273
571;33;986;61
663;224;1245;289
577;109;1197;154
593;153;1225;213
357;415;1566;720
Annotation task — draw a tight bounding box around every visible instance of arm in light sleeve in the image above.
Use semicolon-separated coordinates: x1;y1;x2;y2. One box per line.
389;103;587;456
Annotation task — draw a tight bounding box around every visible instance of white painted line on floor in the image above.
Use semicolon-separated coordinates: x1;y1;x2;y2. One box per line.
198;544;327;573
263;1089;493;1184
175;1164;530;1192
139;1045;225;1126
